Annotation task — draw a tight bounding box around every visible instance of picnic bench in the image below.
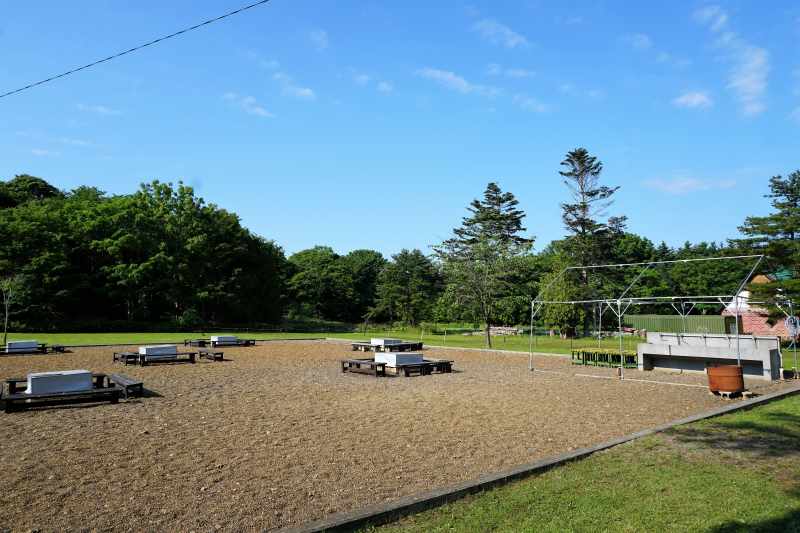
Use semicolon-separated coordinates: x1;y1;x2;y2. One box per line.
198;348;224;361
2;373;120;413
341;358;387;377
113;350;196;365
109;373;144;399
571;348;637;368
184;338;211;347
350;341;424;353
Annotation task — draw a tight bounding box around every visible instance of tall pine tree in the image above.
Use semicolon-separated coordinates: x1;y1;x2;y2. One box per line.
734;171;800;307
435;182;534;347
558;148;626;335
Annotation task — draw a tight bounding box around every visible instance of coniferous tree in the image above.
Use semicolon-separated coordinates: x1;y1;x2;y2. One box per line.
435;182;534;347
558;148;625;335
733;171;800;307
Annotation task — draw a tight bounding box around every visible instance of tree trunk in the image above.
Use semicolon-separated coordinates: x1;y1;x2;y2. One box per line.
484;320;492;348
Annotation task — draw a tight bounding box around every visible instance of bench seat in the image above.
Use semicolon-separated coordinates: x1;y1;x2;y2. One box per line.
109;373;144;399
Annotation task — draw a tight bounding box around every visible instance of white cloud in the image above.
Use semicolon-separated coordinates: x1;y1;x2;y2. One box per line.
559;82;604;100
377;81;393;93
645;177;735;195
58;137;92;147
31;148;59;157
354;73;371;86
487;63;534;78
223;92;274;118
310;29;328;50
626;33;652;50
416;67;499;97
260;59;279;70
472;19;529;49
672;91;714;109
694;5;769;116
76;103;121;115
727;45;768;116
656;51;691;68
272;72;316;101
513;94;548;113
694;5;728;32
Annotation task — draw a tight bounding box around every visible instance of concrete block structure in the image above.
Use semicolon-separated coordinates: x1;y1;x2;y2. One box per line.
637;331;781;381
211;335;238;344
375;352;423;368
25;370;93;394
370;338;403;347
139;345;178;356
6;340;39;353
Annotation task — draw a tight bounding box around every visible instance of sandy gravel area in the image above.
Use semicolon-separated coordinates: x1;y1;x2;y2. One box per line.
0;340;790;531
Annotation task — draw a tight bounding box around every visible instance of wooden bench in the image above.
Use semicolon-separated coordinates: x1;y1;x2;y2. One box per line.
184;338;211;347
341;358;387;377
425;359;454;373
113;351;140;365
198;348;224;361
211;339;255;348
2;374;120;413
395;362;434;377
351;342;375;352
109;373;144;399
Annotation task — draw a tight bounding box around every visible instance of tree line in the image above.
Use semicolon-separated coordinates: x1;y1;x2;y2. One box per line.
1;149;797;341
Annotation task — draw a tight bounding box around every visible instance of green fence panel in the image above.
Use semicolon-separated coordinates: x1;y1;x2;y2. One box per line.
623;314;735;334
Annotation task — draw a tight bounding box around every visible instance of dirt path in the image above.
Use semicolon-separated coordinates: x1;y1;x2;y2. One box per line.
0;341;787;531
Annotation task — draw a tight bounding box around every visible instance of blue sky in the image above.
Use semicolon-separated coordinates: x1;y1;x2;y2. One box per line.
1;1;799;257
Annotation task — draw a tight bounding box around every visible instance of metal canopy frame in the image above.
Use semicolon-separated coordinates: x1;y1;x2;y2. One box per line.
527;255;770;378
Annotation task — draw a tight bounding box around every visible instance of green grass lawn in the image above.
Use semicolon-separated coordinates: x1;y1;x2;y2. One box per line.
327;328;640;356
369;394;800;532
3;328;639;355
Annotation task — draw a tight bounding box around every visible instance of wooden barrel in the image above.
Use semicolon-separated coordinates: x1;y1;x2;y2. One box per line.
707;365;745;393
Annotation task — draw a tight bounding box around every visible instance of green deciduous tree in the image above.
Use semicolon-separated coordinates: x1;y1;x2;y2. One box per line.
373;249;441;325
0;177;288;328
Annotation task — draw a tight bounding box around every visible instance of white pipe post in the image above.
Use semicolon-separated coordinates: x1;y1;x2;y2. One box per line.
529;300;534;372
793;301;798;379
617;299;624;380
735;294;741;367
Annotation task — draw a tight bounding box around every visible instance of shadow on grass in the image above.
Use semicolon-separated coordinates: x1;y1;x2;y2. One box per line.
709;508;800;532
667;411;800;459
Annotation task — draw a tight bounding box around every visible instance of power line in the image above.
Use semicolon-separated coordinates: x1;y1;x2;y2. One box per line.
0;0;273;100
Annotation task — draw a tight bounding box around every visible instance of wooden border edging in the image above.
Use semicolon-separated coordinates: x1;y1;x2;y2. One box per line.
278;383;800;533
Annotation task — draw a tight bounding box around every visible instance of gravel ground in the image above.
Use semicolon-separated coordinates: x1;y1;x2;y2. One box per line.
0;340;791;532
